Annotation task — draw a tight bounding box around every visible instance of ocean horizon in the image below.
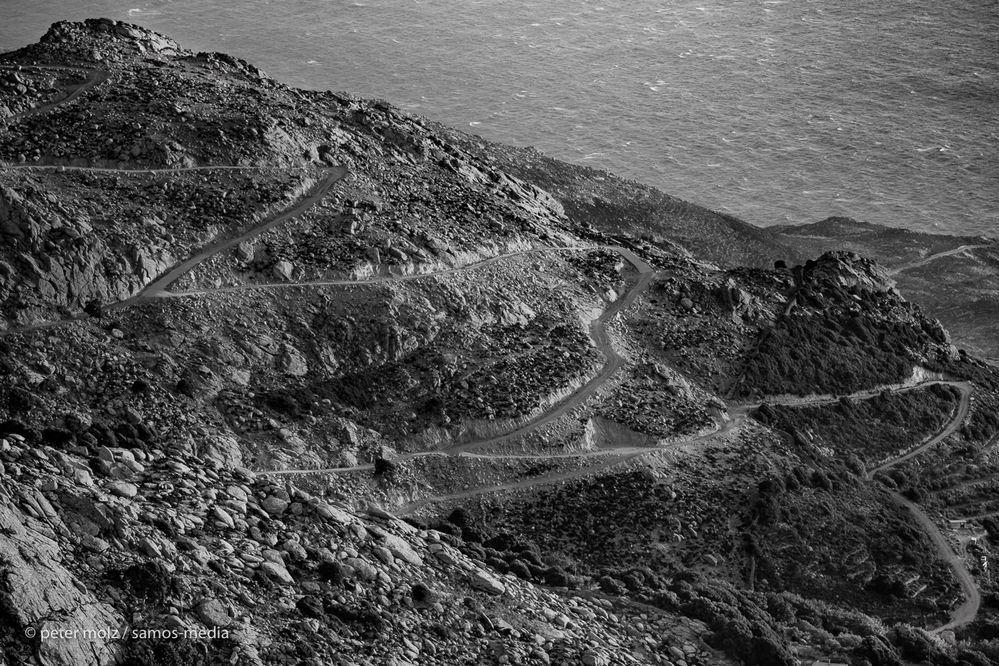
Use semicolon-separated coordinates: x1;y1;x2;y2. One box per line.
3;0;996;237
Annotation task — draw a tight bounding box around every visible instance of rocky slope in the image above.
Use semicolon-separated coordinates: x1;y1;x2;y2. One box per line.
1;18;999;666
771;217;999;363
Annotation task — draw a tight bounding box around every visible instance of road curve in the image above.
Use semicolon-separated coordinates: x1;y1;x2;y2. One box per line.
889;492;981;633
2;69;110;125
242;245;980;633
259;245;670;483
862;383;979;633
444;246;656;455
109;166;347;307
889;244;993;276
866;381;971;477
0;165;347;338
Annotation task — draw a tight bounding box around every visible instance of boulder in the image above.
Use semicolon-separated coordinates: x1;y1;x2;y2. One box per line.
0;502;122;666
195;598;232;628
470;570;506;596
259;561;295;585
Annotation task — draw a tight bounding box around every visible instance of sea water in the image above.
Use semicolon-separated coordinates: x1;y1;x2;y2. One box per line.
2;0;996;236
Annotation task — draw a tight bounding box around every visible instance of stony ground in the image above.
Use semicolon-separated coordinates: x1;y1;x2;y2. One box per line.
2;17;999;666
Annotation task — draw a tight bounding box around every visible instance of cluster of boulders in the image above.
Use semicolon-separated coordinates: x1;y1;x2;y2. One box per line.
1;23;301;169
3;18;997;666
0;424;721;666
0;167;308;326
0;67;73;119
444;320;597;421
637;279;757;392
212;159;562;290
598;364;714;439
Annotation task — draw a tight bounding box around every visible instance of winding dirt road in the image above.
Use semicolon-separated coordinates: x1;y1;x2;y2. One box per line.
260;244;666;478
891;492;981;633
446;246;656;455
859;383;979;633
733;370;953;413
2;68;110;125
866;381;970;477
0;165;347;338
386;372;980;632
890;244;993;276
109;166;347;306
2;56;983;637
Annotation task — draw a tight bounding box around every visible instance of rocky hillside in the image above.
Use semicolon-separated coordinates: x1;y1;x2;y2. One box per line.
771;217;999;363
2;18;999;666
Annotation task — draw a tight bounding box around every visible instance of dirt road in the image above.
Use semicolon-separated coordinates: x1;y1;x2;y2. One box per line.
2;68;110;125
890;244;993;275
0;165;346;337
109;166;347;306
445;246;656;455
863;383;979;633
866;381;971;476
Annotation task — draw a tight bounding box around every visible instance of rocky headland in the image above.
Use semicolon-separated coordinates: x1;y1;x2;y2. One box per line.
1;18;999;666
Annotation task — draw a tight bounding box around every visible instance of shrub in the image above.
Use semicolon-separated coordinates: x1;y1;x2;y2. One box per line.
105;561;176;606
598;575;627;595
264;392;301;417
317;561;346;585
508;560;532;580
738;310;922;398
410;582;434;606
6;388;39;412
866;574;906;600
447;507;470;527
41;428;75;448
852;635;902;666
373;457;396;480
460;526;484;543
131;379;152;395
487;556;509;574
887;623;937;662
543;566;570;587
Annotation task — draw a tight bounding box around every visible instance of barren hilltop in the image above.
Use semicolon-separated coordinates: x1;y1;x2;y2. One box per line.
1;19;999;666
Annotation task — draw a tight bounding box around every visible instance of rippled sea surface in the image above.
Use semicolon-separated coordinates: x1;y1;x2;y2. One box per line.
3;0;996;235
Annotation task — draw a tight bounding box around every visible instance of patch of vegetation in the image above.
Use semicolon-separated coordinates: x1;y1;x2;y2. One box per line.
746;475;957;625
927;357;999;444
738;311;919;397
753;385;961;464
653;575;796;666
